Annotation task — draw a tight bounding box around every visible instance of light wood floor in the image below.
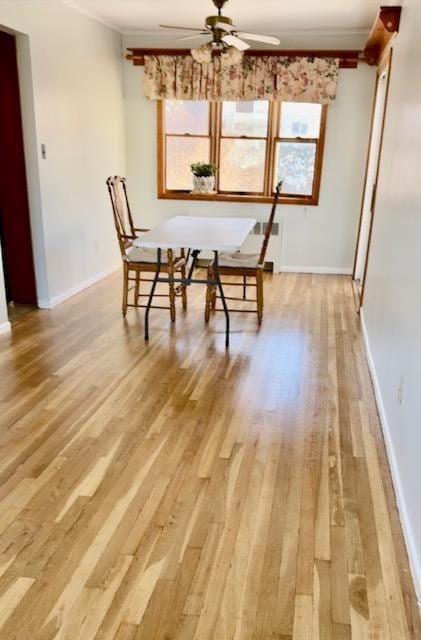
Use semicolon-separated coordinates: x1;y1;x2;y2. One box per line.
0;272;419;640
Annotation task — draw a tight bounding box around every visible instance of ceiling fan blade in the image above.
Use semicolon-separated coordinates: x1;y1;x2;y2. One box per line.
175;33;209;41
159;24;205;31
222;35;250;51
214;21;237;32
236;32;280;45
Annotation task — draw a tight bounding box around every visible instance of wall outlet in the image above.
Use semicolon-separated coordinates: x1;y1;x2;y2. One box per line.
94;241;100;253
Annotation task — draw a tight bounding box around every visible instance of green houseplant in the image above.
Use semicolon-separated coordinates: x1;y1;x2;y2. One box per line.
190;162;217;194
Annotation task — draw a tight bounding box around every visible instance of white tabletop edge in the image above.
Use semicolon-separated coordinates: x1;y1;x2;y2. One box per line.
133;216;257;253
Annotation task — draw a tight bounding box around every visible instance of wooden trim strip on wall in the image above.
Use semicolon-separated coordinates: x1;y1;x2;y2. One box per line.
359;49;393;308
352;48;393;309
352;76;379;281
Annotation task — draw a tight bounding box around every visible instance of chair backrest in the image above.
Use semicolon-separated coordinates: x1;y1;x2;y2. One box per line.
106;176;136;257
258;180;283;266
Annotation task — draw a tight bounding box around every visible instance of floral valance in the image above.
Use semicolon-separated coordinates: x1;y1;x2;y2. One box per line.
144;55;340;104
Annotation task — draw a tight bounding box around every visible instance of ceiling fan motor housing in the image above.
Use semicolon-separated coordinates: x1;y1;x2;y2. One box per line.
206;15;232;29
206;14;233;46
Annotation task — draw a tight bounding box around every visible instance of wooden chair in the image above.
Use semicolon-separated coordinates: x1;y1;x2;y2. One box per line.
205;180;283;325
106;176;187;319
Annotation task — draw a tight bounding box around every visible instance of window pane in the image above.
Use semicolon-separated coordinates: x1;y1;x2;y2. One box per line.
280;103;322;138
166;136;210;190
165;100;209;135
222;101;269;137
276;142;316;195
219;139;266;192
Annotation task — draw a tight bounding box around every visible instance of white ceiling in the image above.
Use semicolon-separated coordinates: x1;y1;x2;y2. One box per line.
63;0;383;34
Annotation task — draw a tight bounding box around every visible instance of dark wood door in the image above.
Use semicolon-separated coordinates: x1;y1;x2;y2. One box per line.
0;30;37;305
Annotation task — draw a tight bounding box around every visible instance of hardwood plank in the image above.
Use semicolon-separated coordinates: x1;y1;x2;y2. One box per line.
0;577;34;628
292;594;313;640
0;271;419;639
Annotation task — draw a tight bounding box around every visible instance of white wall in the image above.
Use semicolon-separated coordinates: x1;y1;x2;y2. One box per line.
361;0;421;601
0;0;125;313
123;33;375;273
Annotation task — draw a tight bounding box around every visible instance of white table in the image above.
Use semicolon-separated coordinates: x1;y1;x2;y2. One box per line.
133;216;256;346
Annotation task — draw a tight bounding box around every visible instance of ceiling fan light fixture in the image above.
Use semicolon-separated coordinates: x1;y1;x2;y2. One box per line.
221;46;244;65
191;43;243;65
191;43;213;63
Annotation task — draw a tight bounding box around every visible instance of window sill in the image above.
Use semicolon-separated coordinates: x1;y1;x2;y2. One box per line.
158;191;318;206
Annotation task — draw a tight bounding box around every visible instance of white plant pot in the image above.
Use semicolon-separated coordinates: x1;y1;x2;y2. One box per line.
192;175;215;194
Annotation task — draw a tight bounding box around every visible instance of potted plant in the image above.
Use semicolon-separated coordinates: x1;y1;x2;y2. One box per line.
190;162;217;194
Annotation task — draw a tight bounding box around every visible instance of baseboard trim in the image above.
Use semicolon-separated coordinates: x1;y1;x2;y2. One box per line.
280;266;352;275
38;264;120;309
0;320;11;336
360;308;421;606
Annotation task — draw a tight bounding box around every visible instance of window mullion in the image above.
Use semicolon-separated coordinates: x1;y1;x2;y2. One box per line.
311;104;328;202
157;100;165;196
277;137;319;144
212;102;222;193
209;102;216;165
264;101;278;196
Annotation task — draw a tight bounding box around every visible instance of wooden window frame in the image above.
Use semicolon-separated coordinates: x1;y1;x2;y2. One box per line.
163;102;212;192
217;102;269;196
157;100;328;206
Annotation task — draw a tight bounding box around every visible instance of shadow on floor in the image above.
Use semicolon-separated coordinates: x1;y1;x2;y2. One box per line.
8;302;36;323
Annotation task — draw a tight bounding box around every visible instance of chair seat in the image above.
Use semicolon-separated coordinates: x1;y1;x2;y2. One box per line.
125;246;168;264
218;252;260;269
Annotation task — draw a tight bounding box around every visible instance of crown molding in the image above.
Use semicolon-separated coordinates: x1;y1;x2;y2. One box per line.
60;0;120;31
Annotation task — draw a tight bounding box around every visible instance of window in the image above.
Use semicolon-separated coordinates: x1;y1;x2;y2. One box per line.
275;103;322;197
157;99;327;205
219;101;268;194
164;101;211;191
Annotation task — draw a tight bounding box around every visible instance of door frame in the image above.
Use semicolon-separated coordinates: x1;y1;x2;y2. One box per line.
0;28;50;311
0;29;38;306
352;48;393;309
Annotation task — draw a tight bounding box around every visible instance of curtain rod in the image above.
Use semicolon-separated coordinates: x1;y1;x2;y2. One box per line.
126;48;363;69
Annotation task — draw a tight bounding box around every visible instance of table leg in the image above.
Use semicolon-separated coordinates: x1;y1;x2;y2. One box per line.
213;250;230;348
145;247;161;341
187;249;201;281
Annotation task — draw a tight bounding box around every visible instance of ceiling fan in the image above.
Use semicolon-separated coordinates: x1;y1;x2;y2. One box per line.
159;0;280;53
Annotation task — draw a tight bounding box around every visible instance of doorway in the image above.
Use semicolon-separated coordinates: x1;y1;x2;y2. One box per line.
0;29;37;319
352;52;392;309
